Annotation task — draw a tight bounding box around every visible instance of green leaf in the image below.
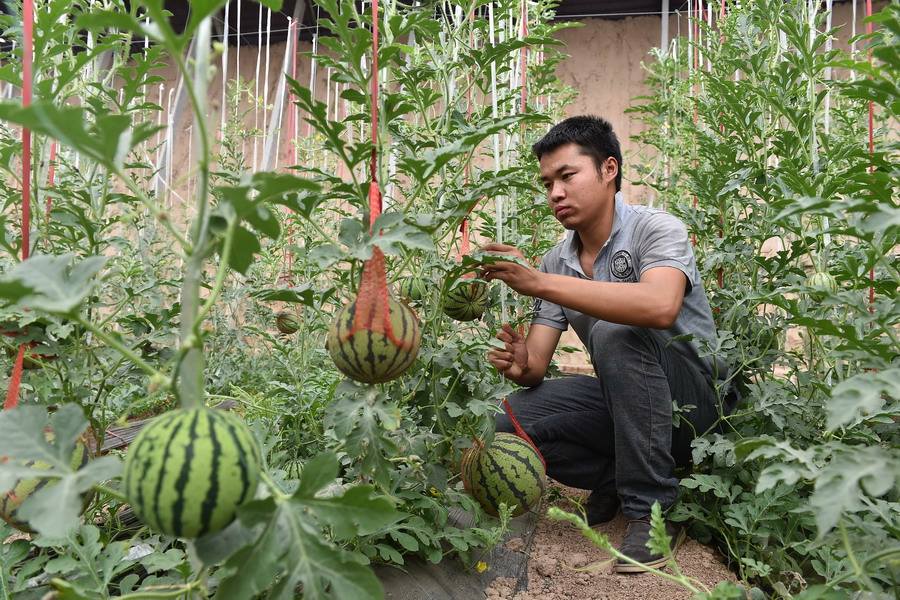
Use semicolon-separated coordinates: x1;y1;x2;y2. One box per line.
217;495;383;600
810;446;898;536
296;485;403;540
296;452;340;498
226;226;262;275
0;406;121;536
0;102;160;171
827;369;900;430
194;518;262;566
0;254;106;315
0;404;85;467
16;456;121;537
646;502;672;559
250;284;331;308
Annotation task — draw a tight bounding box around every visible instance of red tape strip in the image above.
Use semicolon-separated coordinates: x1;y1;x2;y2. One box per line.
4;346;26;410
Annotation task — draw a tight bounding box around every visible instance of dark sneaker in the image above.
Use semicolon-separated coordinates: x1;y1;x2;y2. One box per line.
614;517;680;574
585;491;620;526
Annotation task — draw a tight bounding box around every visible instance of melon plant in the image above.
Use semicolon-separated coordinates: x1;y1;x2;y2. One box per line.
122;407;262;539
326;297;421;384
0;436;92;532
443;278;490;322
275;310;302;335
460;432;545;517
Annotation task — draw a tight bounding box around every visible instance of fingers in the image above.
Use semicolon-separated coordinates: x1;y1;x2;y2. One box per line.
487;350;515;372
496;323;522;344
481;242;517;253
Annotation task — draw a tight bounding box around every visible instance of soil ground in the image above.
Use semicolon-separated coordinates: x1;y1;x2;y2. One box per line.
485;484;737;600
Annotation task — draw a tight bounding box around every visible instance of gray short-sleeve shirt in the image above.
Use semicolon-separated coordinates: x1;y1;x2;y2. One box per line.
532;192;727;380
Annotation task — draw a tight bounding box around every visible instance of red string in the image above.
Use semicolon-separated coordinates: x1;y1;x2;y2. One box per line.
4;348;25;410
502;398;546;470
5;0;34;412
368;0;381;230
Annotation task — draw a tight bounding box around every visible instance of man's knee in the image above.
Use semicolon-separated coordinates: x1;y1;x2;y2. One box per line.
590;321;646;350
589;322;653;372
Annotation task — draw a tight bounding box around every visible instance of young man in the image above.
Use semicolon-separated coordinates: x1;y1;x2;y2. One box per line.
481;116;734;572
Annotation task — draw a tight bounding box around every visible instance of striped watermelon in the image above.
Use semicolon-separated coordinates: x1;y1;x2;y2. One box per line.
460;433;545;517
397;277;427;305
275;311;302;335
806;271;838;293
123;407;261;539
326;298;421;384
1;437;91;532
443;279;489;322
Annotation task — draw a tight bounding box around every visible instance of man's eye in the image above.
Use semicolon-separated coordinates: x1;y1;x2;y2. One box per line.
562;173;573;180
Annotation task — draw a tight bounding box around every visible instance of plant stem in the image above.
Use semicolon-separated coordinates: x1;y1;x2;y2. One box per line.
547;507;706;594
110;580;203;600
839;520;876;591
73;315;163;378
195;222;236;325
93;483;128;504
174;17;213;410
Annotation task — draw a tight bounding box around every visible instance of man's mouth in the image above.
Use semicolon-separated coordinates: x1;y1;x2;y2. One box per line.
554;206;572;218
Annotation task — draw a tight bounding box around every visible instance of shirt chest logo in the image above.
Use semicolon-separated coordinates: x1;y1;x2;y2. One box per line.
610;250;634;280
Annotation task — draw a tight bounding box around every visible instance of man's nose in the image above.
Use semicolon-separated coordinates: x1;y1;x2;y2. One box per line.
548;181;565;201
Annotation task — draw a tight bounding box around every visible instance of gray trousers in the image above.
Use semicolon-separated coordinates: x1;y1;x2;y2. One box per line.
495;321;727;518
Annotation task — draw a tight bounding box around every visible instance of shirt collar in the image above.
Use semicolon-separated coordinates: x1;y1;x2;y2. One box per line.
561;191;631;271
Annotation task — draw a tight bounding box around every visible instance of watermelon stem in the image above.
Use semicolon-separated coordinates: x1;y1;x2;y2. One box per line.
175;17;215;411
103;579;205;600
73;315;165;380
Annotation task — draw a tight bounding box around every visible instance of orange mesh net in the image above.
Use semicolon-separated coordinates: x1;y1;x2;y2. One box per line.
345;245;412;349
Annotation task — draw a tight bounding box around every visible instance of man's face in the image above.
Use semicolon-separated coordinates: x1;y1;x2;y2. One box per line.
538;143;615;231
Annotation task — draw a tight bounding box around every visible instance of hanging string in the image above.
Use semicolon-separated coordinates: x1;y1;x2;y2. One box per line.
866;0;874;310
45;141;56;219
343;0;404;346
368;0;382;230
5;0;34;410
503;398;546;469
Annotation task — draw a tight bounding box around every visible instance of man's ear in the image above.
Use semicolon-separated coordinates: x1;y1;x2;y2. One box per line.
604;157;619;185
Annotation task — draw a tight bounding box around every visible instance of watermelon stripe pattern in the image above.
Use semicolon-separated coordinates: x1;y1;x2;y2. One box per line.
123;407;261;539
275;311;301;334
327;298;421;384
443;280;489;322
1;439;91;532
461;433;545;517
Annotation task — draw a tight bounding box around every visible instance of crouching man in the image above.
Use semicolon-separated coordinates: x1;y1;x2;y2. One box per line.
482;116;735;572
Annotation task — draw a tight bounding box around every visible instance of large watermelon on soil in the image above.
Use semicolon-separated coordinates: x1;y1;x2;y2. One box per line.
0;436;92;532
326;297;421;384
123;407;261;539
460;433;545;517
443;279;489;322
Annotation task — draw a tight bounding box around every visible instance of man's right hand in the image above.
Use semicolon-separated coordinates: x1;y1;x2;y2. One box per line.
488;323;530;380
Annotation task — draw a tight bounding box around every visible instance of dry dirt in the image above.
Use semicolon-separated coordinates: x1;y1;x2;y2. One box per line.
485;485;737;600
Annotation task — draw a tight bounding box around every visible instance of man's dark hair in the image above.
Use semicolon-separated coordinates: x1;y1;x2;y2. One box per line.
532;115;623;192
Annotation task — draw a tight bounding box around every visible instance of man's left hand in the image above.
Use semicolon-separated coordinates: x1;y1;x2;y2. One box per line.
480;243;544;297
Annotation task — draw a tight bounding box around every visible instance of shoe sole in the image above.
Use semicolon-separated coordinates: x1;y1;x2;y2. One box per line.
613;529;685;574
613;555;668;573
